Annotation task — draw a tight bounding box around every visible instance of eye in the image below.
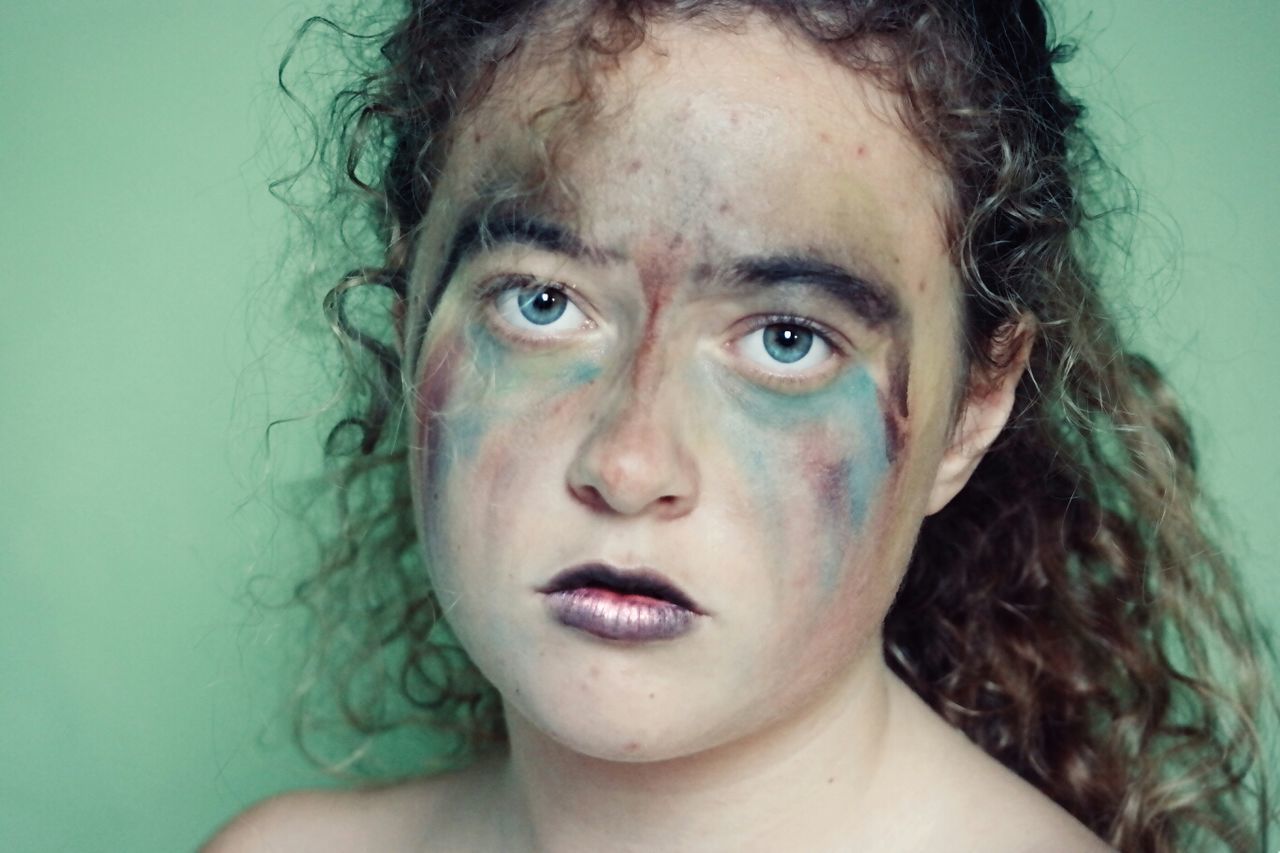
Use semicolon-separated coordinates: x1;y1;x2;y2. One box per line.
736;319;837;377
490;277;591;335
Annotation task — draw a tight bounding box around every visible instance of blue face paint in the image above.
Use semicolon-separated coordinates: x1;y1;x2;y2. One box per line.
423;318;602;534
710;364;892;592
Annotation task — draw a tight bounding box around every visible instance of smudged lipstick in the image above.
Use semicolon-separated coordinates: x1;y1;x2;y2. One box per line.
537;562;703;642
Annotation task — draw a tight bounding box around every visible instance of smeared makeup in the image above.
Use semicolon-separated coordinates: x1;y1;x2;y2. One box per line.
396;14;964;776
712;362;893;591
416;313;602;550
879;337;912;463
630;235;687;396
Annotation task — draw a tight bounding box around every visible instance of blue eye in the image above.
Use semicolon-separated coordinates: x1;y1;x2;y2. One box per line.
762;325;813;363
493;280;589;333
517;286;568;324
738;321;834;374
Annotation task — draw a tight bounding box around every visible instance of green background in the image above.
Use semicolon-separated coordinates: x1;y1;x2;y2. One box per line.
2;1;1276;850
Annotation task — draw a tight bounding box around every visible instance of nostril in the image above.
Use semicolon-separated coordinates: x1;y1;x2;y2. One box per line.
568;481;613;514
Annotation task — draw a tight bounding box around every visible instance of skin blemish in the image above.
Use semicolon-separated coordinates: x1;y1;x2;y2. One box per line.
855;144;868;158
626;158;643;174
818;131;832;144
717;201;732;214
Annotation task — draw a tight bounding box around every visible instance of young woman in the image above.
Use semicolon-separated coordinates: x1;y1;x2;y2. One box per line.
207;1;1274;850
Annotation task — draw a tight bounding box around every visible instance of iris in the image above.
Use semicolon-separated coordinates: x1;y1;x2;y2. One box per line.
517;285;569;325
763;324;813;364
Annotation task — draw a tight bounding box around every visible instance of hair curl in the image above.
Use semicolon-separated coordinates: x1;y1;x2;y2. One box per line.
272;0;1277;848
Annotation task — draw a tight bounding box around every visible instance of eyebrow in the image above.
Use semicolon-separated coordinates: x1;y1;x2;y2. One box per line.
434;209;599;302
414;207;904;367
721;254;902;329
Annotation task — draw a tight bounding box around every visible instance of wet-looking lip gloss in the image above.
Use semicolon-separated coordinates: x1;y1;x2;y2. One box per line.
538;562;702;642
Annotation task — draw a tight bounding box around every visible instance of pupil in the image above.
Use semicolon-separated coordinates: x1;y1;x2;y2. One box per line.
517;286;568;325
763;325;813;364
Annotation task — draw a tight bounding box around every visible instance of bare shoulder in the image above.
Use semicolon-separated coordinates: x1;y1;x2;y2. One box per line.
883;680;1114;853
199;782;438;853
947;767;1115;853
199;765;491;853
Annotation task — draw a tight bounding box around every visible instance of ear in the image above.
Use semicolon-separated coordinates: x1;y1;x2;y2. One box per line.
925;316;1035;515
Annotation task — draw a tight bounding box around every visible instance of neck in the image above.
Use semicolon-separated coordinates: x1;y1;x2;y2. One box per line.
491;651;908;852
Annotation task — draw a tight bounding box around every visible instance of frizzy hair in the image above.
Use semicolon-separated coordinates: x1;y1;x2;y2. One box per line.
271;0;1276;848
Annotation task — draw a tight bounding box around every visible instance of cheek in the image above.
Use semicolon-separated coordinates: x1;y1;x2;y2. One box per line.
716;366;894;597
414;323;600;564
414;326;465;520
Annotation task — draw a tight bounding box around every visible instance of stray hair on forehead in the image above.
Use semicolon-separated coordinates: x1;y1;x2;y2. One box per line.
275;1;1278;850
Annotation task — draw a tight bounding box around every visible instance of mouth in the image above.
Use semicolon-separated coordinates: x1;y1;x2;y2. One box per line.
537;562;704;642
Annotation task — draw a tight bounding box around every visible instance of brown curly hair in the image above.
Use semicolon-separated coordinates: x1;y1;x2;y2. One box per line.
271;0;1277;848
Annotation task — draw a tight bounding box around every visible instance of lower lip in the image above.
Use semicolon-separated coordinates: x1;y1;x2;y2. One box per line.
543;588;697;642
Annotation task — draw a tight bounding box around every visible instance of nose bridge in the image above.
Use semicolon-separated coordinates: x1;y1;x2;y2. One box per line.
567;307;700;518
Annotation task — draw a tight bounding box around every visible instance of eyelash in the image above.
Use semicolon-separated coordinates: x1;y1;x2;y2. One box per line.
477;275;848;384
478;275;595;342
734;313;846;385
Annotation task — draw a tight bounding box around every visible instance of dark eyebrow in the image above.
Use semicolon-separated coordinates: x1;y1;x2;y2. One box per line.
725;253;903;329
411;207;608;371
432;208;606;308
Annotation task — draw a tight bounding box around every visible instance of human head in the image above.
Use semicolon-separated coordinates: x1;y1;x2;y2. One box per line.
400;5;1014;766
359;0;1079;743
295;0;1271;847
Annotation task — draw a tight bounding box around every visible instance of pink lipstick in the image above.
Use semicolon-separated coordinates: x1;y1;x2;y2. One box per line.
538;563;702;642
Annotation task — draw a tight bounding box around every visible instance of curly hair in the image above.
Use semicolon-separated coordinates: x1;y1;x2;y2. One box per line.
272;0;1277;848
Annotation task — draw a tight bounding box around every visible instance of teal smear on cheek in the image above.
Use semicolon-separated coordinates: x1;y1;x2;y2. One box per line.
453;330;504;454
721;367;891;592
427;325;601;538
563;359;603;388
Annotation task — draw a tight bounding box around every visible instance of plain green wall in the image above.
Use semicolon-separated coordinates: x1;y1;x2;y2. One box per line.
2;2;1275;850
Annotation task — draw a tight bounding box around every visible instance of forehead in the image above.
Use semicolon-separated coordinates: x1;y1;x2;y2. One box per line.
418;13;955;304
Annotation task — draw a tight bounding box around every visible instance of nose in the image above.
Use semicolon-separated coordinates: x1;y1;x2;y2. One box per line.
566;381;701;520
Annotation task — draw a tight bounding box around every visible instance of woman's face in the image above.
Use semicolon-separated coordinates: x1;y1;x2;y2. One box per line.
405;17;964;761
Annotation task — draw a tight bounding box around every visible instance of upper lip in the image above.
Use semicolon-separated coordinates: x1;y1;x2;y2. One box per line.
538;562;704;614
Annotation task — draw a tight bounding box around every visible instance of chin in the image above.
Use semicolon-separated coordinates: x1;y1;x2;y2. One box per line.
529;708;727;764
497;651;743;764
